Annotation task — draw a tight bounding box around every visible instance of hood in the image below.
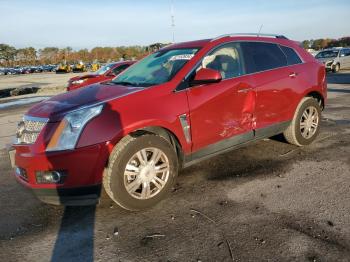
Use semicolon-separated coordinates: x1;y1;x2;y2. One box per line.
69;74;100;82
27;83;143;121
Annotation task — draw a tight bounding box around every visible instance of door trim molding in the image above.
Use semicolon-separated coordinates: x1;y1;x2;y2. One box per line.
183;120;291;168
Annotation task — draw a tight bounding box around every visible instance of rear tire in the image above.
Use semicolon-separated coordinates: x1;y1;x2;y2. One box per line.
283;97;321;146
103;134;178;211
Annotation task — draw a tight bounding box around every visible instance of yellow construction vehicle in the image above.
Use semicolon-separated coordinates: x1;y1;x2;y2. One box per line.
72;61;87;73
56;61;72;73
91;63;101;72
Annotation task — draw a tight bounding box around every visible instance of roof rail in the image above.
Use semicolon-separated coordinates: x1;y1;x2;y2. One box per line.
211;33;288;42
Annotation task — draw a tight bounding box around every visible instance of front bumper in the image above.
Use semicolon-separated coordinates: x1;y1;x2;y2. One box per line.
324;62;335;70
31;185;101;205
12;143;109;205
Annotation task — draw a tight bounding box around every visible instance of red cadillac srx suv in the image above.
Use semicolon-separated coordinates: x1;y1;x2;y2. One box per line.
11;33;327;210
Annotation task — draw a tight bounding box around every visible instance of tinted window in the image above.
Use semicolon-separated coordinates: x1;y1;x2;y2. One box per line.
112;64;130;75
280;46;302;65
341;49;350;57
199;42;245;79
315;50;339;59
241;42;287;73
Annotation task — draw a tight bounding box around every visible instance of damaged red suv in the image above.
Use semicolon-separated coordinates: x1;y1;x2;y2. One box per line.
67;61;135;91
11;34;326;210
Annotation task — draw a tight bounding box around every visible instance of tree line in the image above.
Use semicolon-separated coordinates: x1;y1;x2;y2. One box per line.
301;36;350;50
1;36;349;67
0;44;151;67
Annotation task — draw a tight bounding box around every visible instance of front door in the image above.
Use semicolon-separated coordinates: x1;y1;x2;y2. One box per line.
186;42;255;154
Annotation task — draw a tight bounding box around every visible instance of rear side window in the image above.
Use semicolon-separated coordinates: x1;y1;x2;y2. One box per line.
280;46;302;65
241;42;287;73
341;49;350;57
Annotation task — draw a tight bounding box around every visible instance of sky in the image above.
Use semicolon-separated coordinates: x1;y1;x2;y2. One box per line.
0;0;349;50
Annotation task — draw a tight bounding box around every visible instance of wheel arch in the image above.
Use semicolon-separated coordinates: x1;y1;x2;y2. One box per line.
108;125;185;169
306;90;325;110
129;126;185;168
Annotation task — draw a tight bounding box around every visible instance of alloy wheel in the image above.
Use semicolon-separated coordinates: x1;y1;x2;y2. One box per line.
123;147;170;200
300;106;319;139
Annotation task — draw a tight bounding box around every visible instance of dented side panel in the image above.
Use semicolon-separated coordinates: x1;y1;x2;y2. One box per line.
186;74;256;152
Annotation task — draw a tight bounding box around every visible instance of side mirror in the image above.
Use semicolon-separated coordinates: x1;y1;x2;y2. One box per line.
190;68;222;86
340;54;345;57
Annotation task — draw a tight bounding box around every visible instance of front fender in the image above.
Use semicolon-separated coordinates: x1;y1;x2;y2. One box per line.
76;107;191;155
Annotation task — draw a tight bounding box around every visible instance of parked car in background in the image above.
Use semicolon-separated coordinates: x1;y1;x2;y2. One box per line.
42;65;57;72
11;33;326;210
5;68;17;75
315;47;350;72
67;61;135;91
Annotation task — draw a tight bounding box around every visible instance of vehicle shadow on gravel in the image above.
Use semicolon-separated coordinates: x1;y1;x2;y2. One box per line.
51;206;96;262
42;87;122;262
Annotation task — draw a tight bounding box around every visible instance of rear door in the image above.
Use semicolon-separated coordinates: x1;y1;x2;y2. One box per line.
240;42;302;135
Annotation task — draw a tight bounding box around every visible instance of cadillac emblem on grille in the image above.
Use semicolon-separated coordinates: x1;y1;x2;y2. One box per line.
15;116;48;144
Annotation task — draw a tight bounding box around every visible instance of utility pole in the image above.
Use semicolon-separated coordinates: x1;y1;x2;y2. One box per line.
170;0;175;43
258;24;263;36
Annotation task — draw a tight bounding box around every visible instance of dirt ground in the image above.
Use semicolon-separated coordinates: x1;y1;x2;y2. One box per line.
0;72;349;262
0;72;85;91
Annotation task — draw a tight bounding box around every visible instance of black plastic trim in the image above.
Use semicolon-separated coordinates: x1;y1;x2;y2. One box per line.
183;121;291;167
32;184;102;206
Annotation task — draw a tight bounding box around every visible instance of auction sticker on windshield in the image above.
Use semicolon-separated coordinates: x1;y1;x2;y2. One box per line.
169;54;195;61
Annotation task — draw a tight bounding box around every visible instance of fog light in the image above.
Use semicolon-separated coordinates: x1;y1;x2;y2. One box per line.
16;167;28;181
36;171;66;184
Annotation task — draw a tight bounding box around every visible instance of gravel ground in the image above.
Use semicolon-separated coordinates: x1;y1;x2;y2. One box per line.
0;72;84;92
0;72;349;262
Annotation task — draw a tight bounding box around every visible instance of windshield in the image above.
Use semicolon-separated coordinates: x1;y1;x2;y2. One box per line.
315;50;339;59
94;64;112;75
112;48;199;87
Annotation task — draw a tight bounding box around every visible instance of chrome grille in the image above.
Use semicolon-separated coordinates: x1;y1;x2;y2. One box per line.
16;116;48;144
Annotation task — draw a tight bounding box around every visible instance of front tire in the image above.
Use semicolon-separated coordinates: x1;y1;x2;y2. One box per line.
103;134;178;211
332;63;340;73
283;97;321;146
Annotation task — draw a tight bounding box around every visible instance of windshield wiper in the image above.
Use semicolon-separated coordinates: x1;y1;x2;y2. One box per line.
111;81;137;86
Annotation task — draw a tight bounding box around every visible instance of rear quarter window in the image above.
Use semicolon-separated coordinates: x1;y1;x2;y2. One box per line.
280;45;302;65
241;42;288;73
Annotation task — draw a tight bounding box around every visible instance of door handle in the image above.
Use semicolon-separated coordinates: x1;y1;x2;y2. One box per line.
237;83;254;93
238;87;254;93
289;72;298;78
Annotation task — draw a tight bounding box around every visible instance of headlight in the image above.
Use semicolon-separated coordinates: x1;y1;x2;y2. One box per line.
72;79;87;85
326;60;334;66
46;104;103;151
